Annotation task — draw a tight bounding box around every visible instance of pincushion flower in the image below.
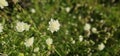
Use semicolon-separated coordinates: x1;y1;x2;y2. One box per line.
30;8;36;13
16;21;30;32
84;23;91;31
24;23;30;31
24;37;34;47
46;38;53;46
34;47;39;52
48;19;60;33
65;7;70;13
0;0;8;9
79;35;83;42
98;43;105;51
0;23;3;33
72;40;75;44
92;27;97;33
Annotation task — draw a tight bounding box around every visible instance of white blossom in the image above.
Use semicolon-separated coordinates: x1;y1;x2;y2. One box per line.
98;43;105;51
92;27;97;33
79;35;83;42
65;7;70;13
48;19;60;33
24;23;30;31
100;20;104;23
16;15;20;19
30;8;36;13
84;23;91;31
24;37;34;47
78;15;81;20
0;23;3;33
16;21;30;32
72;40;75;44
0;0;8;9
90;18;94;22
34;47;39;52
46;38;53;46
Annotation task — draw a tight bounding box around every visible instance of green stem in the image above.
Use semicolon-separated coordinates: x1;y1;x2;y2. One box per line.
54;48;61;56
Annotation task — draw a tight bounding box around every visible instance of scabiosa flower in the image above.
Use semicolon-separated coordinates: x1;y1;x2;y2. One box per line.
92;27;97;33
48;19;60;33
84;23;91;31
16;22;25;32
98;43;105;51
16;15;20;19
72;40;75;44
24;37;34;47
34;47;39;52
30;8;36;13
0;0;8;9
46;38;53;46
24;23;30;31
79;35;83;42
0;23;3;33
16;21;30;32
65;7;71;13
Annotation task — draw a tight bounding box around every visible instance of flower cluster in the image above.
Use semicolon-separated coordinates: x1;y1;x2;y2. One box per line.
16;21;30;32
46;38;53;46
84;23;91;31
24;37;34;47
0;0;8;9
48;19;60;33
98;43;105;51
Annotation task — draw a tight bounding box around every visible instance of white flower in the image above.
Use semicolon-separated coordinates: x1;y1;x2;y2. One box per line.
72;40;75;44
24;37;34;47
84;23;91;31
34;47;39;52
65;7;70;13
16;22;25;32
92;27;97;33
0;0;8;9
100;20;104;23
46;38;53;46
24;23;30;31
0;23;3;33
98;43;105;51
48;19;60;33
30;8;36;13
16;21;30;32
79;35;83;42
90;18;94;22
16;15;20;19
78;15;81;20
2;41;6;45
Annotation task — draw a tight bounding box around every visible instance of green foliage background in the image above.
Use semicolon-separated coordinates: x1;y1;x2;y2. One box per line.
0;0;120;56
